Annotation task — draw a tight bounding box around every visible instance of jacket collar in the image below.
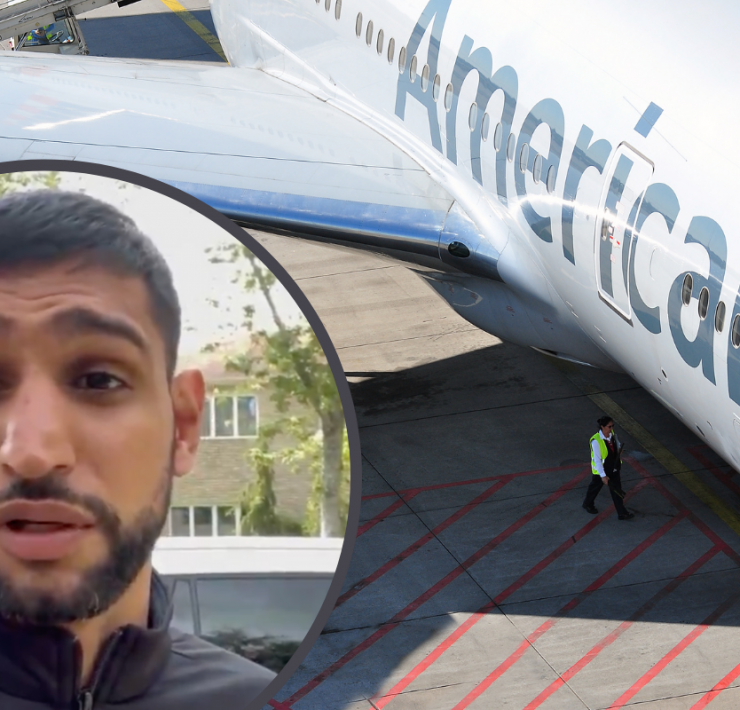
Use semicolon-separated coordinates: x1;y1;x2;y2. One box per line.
0;571;173;706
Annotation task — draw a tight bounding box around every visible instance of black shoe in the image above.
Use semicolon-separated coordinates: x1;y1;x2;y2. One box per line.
618;512;635;520
582;504;598;514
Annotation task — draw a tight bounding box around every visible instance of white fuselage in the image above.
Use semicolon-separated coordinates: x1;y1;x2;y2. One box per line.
209;0;740;468
0;0;737;469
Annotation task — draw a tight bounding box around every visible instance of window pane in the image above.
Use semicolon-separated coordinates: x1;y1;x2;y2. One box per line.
193;507;213;537
214;396;235;437
217;507;237;536
170;579;195;634
237;396;257;436
171;507;190;536
197;575;333;643
200;398;212;438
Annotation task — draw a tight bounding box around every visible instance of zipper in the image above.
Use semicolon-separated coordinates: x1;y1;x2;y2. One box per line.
75;629;124;710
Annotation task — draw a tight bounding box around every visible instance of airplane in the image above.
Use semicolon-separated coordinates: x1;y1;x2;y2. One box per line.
0;0;738;470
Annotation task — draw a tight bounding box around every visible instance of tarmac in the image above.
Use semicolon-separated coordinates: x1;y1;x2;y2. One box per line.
5;3;740;705
250;232;740;710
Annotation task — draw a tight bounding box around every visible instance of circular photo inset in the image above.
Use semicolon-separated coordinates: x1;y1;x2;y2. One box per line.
0;165;360;710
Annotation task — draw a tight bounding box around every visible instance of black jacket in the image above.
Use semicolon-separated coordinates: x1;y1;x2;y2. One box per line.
0;572;276;709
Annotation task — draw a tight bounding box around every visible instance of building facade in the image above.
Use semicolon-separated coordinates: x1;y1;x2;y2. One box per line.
161;349;315;537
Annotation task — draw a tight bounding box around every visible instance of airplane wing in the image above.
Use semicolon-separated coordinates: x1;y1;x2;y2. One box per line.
0;51;509;283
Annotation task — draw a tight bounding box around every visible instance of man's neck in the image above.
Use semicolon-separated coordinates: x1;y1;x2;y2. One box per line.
65;566;152;688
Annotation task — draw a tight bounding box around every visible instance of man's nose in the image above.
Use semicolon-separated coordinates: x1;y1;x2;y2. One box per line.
0;378;75;479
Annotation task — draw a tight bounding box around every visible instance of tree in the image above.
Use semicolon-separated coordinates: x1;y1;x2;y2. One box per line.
207;242;350;537
0;171;60;196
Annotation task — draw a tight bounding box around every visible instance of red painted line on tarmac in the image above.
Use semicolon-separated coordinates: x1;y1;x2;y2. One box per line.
372;473;640;708
523;546;721;710
688;659;740;709
361;462;584;500
337;478;511;607
688;445;740;504
607;582;740;709
451;509;686;710
357;495;416;537
268;700;292;710
284;467;590;707
627;457;740;566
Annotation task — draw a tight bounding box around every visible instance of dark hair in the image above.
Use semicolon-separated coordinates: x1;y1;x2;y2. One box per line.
0;189;180;377
597;416;614;428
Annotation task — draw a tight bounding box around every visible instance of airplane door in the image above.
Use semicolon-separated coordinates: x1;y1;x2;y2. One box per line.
594;143;654;321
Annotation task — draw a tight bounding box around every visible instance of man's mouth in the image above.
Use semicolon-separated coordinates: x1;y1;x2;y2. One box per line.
5;520;87;533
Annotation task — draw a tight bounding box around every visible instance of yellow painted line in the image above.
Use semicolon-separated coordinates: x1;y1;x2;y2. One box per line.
553;360;740;538
158;0;229;63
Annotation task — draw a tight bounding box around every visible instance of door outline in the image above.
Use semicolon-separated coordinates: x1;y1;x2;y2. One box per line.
594;141;655;324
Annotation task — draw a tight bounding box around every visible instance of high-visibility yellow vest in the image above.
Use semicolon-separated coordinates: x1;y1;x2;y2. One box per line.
590;432;621;476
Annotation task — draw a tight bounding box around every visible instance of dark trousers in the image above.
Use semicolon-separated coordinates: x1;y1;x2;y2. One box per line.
583;468;629;516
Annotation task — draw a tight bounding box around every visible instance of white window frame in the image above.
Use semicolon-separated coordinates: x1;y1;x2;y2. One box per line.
165;505;242;537
201;394;259;439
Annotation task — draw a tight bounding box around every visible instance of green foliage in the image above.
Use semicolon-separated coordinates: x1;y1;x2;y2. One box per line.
0;171;60;196
238;427;305;536
206;241;351;537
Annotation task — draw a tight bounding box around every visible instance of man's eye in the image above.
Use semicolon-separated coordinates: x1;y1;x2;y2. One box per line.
75;372;126;391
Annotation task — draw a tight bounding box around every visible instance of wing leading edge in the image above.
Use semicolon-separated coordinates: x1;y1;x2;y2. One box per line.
0;52;504;280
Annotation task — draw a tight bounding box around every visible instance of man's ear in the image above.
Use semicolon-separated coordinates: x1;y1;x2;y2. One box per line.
170;369;205;478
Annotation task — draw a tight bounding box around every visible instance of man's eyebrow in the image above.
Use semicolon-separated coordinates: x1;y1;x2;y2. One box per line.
0;308;150;355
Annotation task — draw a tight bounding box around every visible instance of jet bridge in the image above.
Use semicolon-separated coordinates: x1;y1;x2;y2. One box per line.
0;0;140;54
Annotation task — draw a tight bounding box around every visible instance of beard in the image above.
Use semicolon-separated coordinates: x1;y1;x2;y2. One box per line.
0;456;173;627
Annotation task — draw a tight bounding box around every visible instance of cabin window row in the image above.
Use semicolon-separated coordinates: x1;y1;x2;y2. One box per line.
354;13;555;194
681;273;739;343
317;0;342;20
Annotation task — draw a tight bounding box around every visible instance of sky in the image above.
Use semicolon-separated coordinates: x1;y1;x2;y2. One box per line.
49;172;305;358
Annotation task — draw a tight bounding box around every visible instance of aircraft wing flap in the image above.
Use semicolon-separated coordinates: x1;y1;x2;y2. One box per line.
0;53;501;273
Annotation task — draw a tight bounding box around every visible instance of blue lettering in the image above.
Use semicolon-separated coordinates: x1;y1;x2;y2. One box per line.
395;0;452;153
514;98;564;243
668;216;727;385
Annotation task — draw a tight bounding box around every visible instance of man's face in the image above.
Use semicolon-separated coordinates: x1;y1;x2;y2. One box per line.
0;260;203;625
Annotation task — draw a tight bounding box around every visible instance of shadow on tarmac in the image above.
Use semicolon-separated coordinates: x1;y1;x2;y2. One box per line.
266;342;740;708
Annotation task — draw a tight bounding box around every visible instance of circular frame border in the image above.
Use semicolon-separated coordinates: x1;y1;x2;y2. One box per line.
0;158;362;710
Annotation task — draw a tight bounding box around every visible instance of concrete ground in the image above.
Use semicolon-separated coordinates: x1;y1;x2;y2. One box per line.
250;232;740;710
4;0;740;704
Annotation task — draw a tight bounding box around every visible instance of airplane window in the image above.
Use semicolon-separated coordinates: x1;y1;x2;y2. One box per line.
398;46;407;73
365;20;373;46
376;29;384;54
732;315;740;348
355;12;362;37
715;301;727;333
324;0;330;11
432;74;441;101
698;287;710;320
546;165;556;193
481;112;490;141
387;37;395;63
519;143;529;172
506;133;516;162
334;0;341;19
444;83;453;111
468;103;478;132
421;64;430;92
493;122;503;151
533;153;543;183
681;273;693;305
196;575;333;644
409;55;418;82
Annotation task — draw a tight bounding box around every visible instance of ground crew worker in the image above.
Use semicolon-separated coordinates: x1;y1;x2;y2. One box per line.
582;415;634;520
